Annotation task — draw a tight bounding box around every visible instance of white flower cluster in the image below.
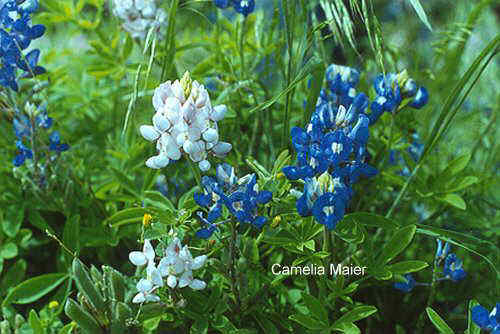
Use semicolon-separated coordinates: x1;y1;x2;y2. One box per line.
140;72;232;171
112;0;167;40
129;238;207;303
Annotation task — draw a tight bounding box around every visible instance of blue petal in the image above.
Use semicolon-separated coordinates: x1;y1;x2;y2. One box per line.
257;190;272;204
409;87;429;109
194;193;211;207
471;305;491;329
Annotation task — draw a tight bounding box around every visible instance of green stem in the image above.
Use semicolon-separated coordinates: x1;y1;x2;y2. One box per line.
416;247;440;331
229;223;242;321
322;226;333;266
239;18;246;79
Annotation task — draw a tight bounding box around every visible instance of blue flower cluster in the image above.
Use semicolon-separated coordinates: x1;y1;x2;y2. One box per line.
472;303;500;333
214;0;255;17
0;0;46;91
282;64;379;230
13;103;69;167
369;70;429;124
283;64;429;230
394;239;466;293
194;163;272;238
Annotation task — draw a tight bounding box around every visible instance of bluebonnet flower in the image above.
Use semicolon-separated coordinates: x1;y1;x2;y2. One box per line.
213;0;255;17
194;163;272;237
0;0;46;90
472;303;500;333
435;239;450;262
394;274;416;293
442;253;466;282
282;64;378;229
11;103;69;168
49;131;69;153
13;140;32;166
369;70;429;124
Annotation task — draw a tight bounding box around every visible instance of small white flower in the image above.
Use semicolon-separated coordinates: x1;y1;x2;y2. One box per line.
129;239;155;266
132;278;160;303
112;0;167;40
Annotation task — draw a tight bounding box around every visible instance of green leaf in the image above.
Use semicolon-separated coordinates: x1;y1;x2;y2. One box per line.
143;190;176;212
426;307;454;334
438;193;466;210
3;273;67;306
466;300;481;334
445;176;479;193
1;259;27;293
105;207;148;227
289;313;326;330
0;243;18;259
65;298;104;334
378;225;416;265
2;205;24;238
442;153;471;176
301;293;329;324
407;0;432;31
304;64;326;122
190;318;208;334
332;306;378;328
343;213;400;229
387;261;429;274
110;167;139;197
72;258;106;313
28;310;45;334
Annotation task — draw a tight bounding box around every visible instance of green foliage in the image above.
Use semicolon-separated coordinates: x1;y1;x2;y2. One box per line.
0;0;498;333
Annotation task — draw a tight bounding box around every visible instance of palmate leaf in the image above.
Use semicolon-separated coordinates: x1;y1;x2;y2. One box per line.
387;35;500;218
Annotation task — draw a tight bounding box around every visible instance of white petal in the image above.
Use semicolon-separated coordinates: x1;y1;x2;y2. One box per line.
129;251;147;266
199;160;210;172
171;80;185;102
152;113;170;132
166;238;181;256
179;246;193;262
166;145;182;160
189;279;206;290
132;292;146;303
145;294;160;302
192;255;207;270
158;258;170;277
212;105;227;121
178;271;192;288
202;128;218;143
183;140;195;154
167;275;177;288
188;125;202;141
212;142;232;156
137;278;153;292
145;154;169;169
143;240;155;261
140;125;160;141
176;133;187;146
150;268;164;287
173;258;185;274
164;97;181;118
